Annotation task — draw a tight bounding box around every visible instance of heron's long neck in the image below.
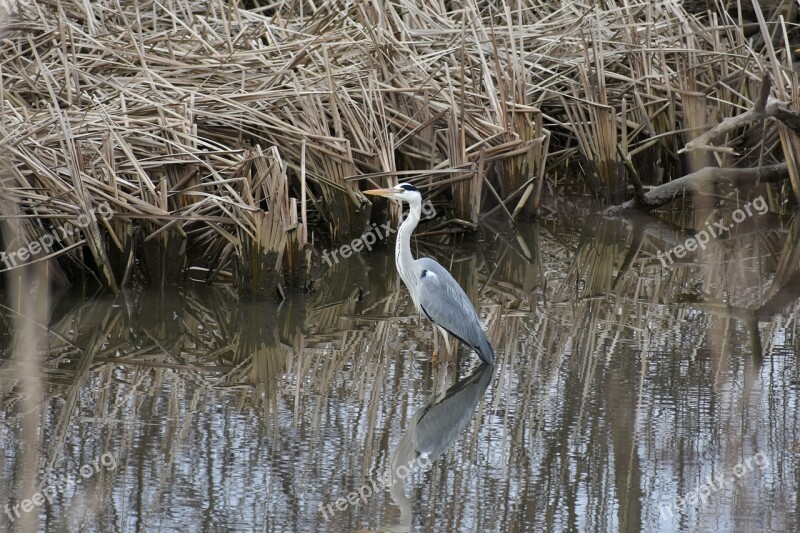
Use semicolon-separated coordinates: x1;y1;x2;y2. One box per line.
395;199;421;303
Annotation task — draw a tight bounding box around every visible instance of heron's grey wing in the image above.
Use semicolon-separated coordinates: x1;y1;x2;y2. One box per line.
415;258;494;363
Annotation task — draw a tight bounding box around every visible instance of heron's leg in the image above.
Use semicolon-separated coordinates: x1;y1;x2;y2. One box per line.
436;326;452;364
441;329;452;357
432;324;439;361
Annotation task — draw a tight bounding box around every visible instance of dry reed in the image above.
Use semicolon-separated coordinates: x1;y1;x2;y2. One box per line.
0;0;796;293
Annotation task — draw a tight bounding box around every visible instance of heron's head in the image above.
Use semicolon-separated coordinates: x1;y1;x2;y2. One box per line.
364;183;421;204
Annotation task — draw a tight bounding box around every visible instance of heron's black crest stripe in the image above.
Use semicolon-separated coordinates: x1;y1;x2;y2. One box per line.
398;183;418;192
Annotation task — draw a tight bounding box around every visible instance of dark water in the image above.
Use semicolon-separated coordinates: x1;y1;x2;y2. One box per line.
1;212;798;532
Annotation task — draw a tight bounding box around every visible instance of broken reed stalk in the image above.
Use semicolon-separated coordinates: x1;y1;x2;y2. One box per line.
0;0;797;295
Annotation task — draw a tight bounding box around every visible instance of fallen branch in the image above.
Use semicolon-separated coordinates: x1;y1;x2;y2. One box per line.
601;162;789;215
603;72;798;215
680;73;800;154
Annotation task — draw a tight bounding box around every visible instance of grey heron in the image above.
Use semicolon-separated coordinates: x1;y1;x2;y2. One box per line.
364;183;495;365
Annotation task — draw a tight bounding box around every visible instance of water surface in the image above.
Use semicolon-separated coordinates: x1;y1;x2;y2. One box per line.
1;211;798;532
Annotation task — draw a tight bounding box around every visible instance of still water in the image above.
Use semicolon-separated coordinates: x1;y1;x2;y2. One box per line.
1;212;798;532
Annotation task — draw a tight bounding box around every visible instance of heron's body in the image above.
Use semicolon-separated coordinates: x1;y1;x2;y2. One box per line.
365;184;495;365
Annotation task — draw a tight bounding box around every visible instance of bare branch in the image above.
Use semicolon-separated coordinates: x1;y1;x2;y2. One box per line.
601;163;789;215
680;72;800;154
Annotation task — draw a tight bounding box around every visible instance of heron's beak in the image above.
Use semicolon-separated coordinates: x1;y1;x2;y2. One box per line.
364;188;396;198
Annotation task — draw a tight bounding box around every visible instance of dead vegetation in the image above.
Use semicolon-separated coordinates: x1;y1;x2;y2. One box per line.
0;0;798;294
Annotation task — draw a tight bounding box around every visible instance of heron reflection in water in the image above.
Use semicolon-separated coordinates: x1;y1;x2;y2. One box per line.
364;184;495;364
375;362;494;532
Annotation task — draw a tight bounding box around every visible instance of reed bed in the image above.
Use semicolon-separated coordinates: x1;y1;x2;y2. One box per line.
0;0;797;293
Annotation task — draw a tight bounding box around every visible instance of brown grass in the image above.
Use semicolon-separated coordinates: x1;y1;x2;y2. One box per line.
0;0;797;293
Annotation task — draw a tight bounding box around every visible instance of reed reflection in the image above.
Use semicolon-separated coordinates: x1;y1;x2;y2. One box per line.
0;207;798;532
